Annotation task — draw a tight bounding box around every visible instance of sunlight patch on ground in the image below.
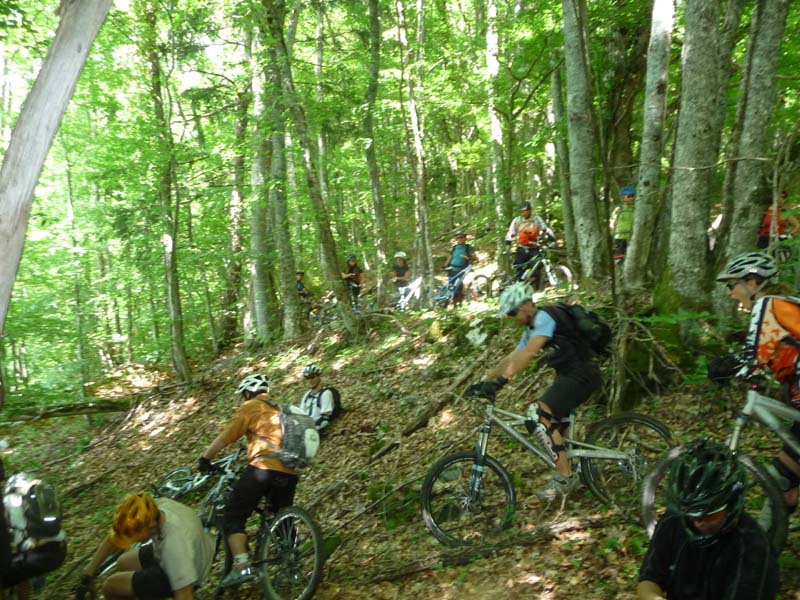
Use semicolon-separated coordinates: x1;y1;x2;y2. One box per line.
271;346;304;373
434;410;457;429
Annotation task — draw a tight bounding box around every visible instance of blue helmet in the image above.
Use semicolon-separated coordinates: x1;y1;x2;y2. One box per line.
621;186;635;196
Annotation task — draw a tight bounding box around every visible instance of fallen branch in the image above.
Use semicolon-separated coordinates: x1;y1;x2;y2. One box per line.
0;399;133;424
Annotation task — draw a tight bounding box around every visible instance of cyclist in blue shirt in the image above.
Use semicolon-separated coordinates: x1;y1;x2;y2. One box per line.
443;233;475;307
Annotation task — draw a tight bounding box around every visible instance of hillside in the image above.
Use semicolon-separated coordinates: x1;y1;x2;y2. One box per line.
4;299;800;600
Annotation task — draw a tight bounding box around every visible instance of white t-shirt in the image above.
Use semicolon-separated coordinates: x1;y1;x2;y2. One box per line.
153;498;215;591
299;387;335;430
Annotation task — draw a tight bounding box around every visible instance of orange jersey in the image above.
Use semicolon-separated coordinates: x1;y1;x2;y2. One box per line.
741;297;800;393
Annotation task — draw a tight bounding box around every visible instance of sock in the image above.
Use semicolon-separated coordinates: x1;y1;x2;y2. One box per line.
233;553;248;565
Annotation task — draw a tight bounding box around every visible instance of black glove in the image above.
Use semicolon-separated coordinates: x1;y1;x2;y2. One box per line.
73;574;95;600
707;354;742;386
465;377;509;399
197;456;215;474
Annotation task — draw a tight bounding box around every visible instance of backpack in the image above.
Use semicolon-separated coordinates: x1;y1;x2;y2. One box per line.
542;302;612;357
257;404;320;470
4;473;63;541
319;386;343;420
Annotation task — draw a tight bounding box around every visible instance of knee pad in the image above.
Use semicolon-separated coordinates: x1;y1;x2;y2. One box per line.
768;457;800;492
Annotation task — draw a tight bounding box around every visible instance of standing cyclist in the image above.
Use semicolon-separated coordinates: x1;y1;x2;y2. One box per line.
638;440;777;600
505;202;555;283
198;374;298;587
443;233;476;307
298;365;335;433
341;254;364;307
465;282;601;499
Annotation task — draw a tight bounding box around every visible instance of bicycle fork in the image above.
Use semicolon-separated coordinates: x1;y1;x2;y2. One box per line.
468;420;493;499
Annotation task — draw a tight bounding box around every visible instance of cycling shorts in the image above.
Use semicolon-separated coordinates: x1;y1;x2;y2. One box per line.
539;362;601;420
2;540;66;589
131;542;173;599
223;465;298;536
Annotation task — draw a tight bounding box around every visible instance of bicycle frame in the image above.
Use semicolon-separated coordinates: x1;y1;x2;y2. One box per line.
437;265;472;301
728;388;800;457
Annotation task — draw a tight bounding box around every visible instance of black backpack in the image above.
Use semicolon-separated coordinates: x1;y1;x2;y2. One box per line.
319;386;343;420
541;302;612;357
5;474;63;540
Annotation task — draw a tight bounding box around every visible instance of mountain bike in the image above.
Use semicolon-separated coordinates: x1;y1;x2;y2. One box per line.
392;277;423;311
474;247;572;298
434;264;473;308
420;393;674;547
641;383;791;551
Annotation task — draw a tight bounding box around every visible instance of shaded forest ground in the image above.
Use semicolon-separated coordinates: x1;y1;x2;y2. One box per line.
4;297;800;600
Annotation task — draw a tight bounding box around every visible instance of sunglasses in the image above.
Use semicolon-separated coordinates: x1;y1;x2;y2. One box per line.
725;280;740;291
689;509;726;526
506;308;519;317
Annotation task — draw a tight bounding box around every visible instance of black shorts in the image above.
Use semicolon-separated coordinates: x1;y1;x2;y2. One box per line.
2;540;67;589
223;466;298;536
539;363;602;420
131;542;173;599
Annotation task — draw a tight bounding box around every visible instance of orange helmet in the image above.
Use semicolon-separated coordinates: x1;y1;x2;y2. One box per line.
109;492;160;549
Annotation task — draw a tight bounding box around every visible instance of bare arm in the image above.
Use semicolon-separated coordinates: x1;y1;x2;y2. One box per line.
488;335;548;381
202;434;229;462
83;536;119;577
173;584;194;600
636;581;666;600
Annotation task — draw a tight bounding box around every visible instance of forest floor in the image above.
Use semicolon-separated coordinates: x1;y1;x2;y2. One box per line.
4;294;800;600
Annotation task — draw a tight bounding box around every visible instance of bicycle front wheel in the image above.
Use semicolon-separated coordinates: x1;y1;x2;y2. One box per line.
641;446;788;550
544;265;573;292
471;275;492;299
580;413;674;520
420;451;516;547
153;467;195;499
258;506;324;600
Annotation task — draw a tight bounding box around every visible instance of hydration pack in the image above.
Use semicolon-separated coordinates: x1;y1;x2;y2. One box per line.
258;404;320;469
541;302;612;357
319;386;343;420
4;473;63;542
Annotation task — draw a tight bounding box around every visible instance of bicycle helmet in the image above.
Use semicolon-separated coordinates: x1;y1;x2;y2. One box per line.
716;252;777;281
665;440;746;546
346;253;357;261
620;185;636;196
497;282;533;317
110;492;160;549
236;373;270;395
303;364;322;378
393;251;407;259
519;202;532;211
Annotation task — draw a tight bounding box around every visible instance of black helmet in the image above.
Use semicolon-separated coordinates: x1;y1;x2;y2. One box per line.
665;440;746;545
346;253;357;261
519;201;532;211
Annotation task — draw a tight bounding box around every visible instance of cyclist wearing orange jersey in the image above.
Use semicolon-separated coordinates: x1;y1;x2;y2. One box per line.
714;252;800;513
198;374;298;587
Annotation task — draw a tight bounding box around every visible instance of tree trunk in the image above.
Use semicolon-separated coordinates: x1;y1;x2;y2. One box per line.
665;0;720;315
0;0;112;404
486;0;506;259
624;0;674;290
549;51;576;267
561;0;608;280
722;0;789;261
262;0;359;334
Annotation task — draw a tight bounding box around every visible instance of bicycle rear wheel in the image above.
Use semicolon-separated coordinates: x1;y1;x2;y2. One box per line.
471;275;491;299
153;467;195;499
580;413;674;521
257;506;324;600
420;451;516;547
641;446;788;551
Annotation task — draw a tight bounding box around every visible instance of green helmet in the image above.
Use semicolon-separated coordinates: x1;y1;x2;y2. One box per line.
665;440;746;545
497;282;533;317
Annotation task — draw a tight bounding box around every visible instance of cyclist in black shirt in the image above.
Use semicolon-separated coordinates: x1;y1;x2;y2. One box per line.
390;252;412;289
638;440;778;600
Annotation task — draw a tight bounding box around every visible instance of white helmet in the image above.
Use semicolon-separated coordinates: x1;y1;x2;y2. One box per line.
302;364;322;378
237;373;270;395
497;282;533;316
394;251;407;259
716;252;777;281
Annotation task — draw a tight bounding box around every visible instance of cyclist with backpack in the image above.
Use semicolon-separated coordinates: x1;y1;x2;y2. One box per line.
637;440;777;600
1;469;66;600
711;252;800;515
298;365;341;432
443;233;475;307
341;254;364;306
465;282;603;500
74;492;213;600
390;251;412;289
611;186;635;262
505;202;555;283
197;374;302;587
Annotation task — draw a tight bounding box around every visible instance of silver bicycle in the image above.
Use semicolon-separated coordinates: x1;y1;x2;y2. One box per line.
641;384;790;550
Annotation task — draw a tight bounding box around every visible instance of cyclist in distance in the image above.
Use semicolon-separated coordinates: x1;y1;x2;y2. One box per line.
711;252;800;515
298;365;335;433
390;251;412;290
74;492;214;600
637;440;777;600
443;233;475;307
295;270;311;300
341;254;364;306
197;374;298;587
611;186;635;262
757;189;799;249
465;282;602;499
505;201;555;284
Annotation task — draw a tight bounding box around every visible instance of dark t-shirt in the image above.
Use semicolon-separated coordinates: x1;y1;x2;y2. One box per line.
639;512;778;600
346;265;362;287
391;264;410;287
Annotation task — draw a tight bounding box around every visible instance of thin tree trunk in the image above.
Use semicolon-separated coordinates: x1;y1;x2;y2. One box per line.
486;0;506;259
549;51;576;267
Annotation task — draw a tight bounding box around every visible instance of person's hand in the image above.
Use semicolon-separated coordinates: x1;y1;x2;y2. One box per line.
73;574;96;600
465;377;508;399
707;354;742;387
197;456;215;474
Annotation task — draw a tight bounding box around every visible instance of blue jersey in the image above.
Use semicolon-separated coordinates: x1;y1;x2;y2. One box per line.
449;244;472;269
516;310;556;350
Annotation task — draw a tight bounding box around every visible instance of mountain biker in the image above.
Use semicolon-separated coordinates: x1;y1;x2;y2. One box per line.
444;233;476;307
390;252;412;289
611;186;635;262
712;251;800;514
505;202;555;284
296;271;311;300
74;492;214;600
637;440;777;600
298;365;335;432
757;189;799;249
465;282;602;499
197;374;298;587
341;254;364;306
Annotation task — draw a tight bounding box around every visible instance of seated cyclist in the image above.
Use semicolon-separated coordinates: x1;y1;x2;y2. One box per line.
74;492;214;600
712;252;800;513
465;283;602;499
638;440;778;600
198;374;298;587
298;365;335;433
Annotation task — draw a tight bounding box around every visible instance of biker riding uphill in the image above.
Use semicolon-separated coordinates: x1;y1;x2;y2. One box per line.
712;252;800;514
465;282;602;499
198;374;305;587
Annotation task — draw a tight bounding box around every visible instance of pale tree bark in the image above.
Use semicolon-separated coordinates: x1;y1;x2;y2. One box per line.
665;0;720;313
549;51;576;267
262;0;359;333
561;0;607;280
486;0;505;256
0;1;112;399
363;0;390;305
624;0;674;290
140;4;192;383
722;0;789;261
